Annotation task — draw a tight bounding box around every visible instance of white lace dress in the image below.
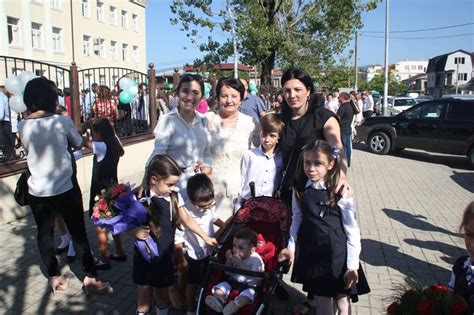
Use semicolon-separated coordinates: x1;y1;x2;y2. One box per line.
206;111;256;218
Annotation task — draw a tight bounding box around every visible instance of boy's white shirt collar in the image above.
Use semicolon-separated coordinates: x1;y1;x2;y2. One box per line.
257;145;277;159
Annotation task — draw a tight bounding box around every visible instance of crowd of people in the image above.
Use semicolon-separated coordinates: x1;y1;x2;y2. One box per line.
6;69;474;315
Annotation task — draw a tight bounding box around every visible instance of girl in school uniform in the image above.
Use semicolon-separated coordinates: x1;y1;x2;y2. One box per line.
278;140;369;315
133;155;218;315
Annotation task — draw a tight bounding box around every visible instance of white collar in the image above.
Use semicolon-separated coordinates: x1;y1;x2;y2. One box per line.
305;180;327;190
256;145;277;159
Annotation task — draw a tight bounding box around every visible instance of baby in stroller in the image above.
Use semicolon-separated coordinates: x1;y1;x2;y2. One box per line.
205;228;264;314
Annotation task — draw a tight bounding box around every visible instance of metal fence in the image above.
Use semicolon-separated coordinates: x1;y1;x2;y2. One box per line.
0;56;158;167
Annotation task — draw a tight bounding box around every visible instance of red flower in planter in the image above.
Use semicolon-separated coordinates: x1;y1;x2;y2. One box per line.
416;299;433;315
430;284;449;293
387;301;399;315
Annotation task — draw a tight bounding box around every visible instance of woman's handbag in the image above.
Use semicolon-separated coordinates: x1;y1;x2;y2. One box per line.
14;169;30;206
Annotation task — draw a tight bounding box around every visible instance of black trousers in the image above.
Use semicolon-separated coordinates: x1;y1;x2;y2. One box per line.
29;185;97;278
1;120;13;161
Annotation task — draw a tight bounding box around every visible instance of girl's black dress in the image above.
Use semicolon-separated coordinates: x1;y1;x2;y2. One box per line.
291;187;370;300
132;195;175;288
88;143;119;216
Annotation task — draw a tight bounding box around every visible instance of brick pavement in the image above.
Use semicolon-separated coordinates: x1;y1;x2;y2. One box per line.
1;144;473;315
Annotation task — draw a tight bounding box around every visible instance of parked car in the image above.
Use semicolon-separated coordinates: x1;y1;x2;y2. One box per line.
416;95;434;103
355;98;474;166
387;96;418;116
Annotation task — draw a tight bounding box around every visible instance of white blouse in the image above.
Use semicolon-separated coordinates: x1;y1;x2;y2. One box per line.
206;111;256;198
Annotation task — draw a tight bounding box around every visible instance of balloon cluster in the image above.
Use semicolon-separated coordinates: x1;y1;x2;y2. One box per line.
249;82;258;95
5;71;37;112
118;77;139;104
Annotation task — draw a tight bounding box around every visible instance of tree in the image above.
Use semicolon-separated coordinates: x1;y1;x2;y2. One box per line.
363;71;407;96
170;0;377;87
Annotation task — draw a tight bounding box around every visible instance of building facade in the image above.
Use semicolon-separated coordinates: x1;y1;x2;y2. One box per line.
1;0;147;86
359;64;383;82
393;60;428;82
426;50;473;98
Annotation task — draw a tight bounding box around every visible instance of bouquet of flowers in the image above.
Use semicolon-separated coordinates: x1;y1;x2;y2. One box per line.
387;280;468;315
92;183;159;263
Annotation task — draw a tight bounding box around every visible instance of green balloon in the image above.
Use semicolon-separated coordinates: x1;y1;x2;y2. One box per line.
119;91;133;104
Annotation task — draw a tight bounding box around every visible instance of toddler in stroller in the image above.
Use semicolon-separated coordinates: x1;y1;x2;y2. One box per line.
196;195;290;315
205;228;264;314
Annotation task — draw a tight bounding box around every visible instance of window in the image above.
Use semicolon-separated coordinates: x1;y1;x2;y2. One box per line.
404;65;409;71
132;14;138;32
418;65;423;70
52;27;63;52
51;0;61;9
394;98;417;107
7;17;21;46
94;38;105;58
446;102;474;121
121;10;128;29
81;0;90;17
458;73;468;81
110;6;117;25
110;41;118;60
31;22;43;49
132;46;139;63
454;57;466;65
411;65;416;70
83;35;91;56
96;1;104;22
122;43;128;61
407;102;444;119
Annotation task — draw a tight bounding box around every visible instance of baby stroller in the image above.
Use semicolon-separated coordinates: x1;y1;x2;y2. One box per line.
196;186;291;315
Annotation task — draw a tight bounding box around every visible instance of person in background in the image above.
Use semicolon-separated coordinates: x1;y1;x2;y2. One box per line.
352;93;364;142
84;83;99;121
363;91;374;118
0;85;13;162
336;92;355;167
57;89;65;108
239;79;266;125
131;83;150;131
168;91;179;112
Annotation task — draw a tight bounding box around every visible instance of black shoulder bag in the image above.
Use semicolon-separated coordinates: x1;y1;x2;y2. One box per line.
14;169;30;206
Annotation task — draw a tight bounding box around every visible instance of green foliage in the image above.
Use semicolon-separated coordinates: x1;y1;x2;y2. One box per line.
170;0;378;86
365;71;407;96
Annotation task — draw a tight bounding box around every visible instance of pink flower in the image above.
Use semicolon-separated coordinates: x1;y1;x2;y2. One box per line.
105;211;111;217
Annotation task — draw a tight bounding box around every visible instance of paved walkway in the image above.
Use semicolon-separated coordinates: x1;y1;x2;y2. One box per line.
1;144;473;315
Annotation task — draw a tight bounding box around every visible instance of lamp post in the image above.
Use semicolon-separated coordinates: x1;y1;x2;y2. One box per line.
382;0;390;116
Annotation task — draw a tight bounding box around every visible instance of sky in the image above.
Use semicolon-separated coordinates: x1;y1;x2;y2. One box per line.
146;0;474;70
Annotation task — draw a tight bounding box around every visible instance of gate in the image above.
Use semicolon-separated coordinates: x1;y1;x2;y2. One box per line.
0;55;158;168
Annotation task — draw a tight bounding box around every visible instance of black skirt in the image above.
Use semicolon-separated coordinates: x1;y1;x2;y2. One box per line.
132;246;174;288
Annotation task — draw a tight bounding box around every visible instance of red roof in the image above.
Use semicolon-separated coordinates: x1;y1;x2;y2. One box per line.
184;63;253;72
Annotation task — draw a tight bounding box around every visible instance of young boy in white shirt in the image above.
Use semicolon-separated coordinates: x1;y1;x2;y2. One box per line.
179;174;226;315
240;113;284;203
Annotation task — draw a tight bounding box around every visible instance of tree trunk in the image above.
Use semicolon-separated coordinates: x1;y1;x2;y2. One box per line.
260;50;275;89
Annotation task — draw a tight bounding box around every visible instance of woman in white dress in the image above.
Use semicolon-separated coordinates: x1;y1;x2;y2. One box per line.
206;78;256;219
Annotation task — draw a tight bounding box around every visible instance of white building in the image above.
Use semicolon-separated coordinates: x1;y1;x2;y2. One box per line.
1;0;147;86
360;64;383;82
426;49;473;98
393;60;428;82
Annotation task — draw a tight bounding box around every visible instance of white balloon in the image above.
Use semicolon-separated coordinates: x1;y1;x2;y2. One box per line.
5;76;22;95
119;77;132;91
129;85;139;96
18;71;37;88
10;95;27;112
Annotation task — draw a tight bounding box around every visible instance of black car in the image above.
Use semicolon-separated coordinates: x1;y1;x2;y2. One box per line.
355;98;474;166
